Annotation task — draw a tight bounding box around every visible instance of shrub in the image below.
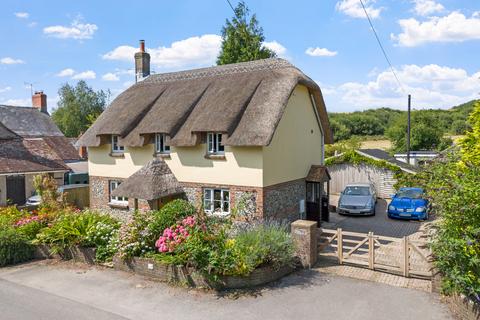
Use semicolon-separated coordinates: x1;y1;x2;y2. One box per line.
0;228;34;266
117;210;154;259
35;211;119;260
147;200;196;245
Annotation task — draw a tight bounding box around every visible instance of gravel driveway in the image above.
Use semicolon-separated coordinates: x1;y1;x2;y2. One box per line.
0;261;452;320
326;195;423;237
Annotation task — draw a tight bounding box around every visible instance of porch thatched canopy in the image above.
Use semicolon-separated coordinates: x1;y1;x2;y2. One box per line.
306;165;331;183
111;158;183;201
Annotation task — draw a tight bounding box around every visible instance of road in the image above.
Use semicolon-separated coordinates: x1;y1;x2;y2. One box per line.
0;261;452;320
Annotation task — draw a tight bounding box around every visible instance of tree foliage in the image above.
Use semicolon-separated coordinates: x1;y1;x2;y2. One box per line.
217;1;275;65
459;101;480;166
52;81;108;137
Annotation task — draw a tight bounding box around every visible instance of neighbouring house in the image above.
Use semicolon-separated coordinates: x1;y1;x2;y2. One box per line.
0;92;85;206
77;41;333;222
326;149;417;199
394;150;439;166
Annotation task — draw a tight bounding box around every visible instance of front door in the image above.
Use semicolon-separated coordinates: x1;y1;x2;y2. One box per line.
6;175;26;205
306;182;321;224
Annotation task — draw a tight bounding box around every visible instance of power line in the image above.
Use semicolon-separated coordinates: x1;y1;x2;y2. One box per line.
225;0;235;13
359;0;405;94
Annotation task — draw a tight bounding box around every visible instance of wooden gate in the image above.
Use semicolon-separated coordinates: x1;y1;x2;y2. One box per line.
318;228;433;279
6;175;26;205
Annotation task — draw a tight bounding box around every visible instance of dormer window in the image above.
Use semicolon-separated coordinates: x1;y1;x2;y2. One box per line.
155;133;170;154
207;133;224;155
111;135;124;153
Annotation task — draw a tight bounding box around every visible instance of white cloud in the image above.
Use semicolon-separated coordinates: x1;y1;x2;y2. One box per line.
331;64;480;110
392;12;480;47
305;47;338;57
0;86;12;93
43;18;98;40
28;22;38;28
412;0;444;16
0;98;30;106
0;57;25;65
56;68;75;77
103;34;222;70
102;73;120;81
14;12;29;19
336;0;382;19
72;70;96;80
263;41;287;58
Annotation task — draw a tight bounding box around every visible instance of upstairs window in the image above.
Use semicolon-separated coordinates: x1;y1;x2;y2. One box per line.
207;133;224;155
111;135;124;153
155;133;170;154
204;188;230;215
109;180;128;205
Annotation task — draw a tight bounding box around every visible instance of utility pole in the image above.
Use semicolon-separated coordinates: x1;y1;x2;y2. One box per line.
407;94;411;165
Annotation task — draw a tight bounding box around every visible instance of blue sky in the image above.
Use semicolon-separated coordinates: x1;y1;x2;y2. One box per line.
0;0;479;112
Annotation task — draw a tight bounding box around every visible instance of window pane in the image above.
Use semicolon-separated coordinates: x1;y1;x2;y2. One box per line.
208;133;213;152
223;190;229;201
214;190;221;201
204;200;212;211
223;200;229;213
204;189;212;200
213;200;222;211
217;134;224;152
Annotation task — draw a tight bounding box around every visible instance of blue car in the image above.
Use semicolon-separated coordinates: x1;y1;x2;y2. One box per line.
388;187;429;220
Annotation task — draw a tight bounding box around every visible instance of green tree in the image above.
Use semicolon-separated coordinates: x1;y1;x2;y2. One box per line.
330;119;351;141
460;101;480;166
217;1;275;65
52;81;108;137
386;112;445;152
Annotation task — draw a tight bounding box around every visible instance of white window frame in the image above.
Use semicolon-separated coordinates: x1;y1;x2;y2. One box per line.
109;180;128;205
207;133;224;155
155;133;170;154
111;135;124;153
203;188;230;215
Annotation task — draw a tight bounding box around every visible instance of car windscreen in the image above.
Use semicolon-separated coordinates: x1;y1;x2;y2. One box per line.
343;186;370;196
396;189;423;199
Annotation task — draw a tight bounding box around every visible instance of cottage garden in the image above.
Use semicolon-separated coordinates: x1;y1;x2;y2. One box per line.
0;177;295;288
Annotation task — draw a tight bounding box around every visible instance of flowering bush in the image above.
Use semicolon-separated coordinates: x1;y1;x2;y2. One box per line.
155;216;195;253
117;210;154;259
85;221;120;262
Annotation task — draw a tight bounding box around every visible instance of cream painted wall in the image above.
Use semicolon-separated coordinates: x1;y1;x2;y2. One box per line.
0;176;6;206
88;143;263;187
88;144;155;179
166;145;263;187
263;85;324;187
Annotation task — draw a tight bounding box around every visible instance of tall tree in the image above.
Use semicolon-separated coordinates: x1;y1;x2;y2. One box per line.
217;1;276;65
460;101;480;166
52;81;109;137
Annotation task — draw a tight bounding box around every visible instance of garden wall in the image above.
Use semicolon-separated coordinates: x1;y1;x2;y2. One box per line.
113;256;294;289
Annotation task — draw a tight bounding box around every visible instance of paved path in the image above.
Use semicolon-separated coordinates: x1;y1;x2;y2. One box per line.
326;195;422;237
0;260;452;320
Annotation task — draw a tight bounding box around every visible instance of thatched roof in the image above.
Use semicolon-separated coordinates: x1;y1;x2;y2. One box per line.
306;165;331;182
78;58;332;148
111;158;183;201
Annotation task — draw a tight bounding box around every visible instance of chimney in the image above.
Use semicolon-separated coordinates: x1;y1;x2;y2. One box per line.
32;91;48;114
135;40;150;82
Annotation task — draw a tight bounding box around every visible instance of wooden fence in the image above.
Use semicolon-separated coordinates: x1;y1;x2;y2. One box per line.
318;228;433;279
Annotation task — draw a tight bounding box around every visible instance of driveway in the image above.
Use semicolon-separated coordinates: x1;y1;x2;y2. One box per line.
0;261;452;320
326;195;422;237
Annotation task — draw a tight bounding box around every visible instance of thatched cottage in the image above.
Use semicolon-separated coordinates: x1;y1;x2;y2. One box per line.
78;41;333;221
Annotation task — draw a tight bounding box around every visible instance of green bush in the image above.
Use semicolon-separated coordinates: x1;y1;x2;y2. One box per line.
147;199;196;244
0;228;34;266
35;211;119;262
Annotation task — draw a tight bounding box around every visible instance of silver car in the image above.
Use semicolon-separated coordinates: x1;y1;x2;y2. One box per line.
338;183;377;216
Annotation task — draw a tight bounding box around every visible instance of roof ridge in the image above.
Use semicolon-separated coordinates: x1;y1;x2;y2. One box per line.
145;58;296;84
0;104;35;109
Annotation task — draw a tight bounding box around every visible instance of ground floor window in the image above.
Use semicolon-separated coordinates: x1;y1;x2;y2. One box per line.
204;188;229;215
109;180;128;204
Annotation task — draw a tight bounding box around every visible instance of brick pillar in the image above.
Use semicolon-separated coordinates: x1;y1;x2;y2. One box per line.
291;220;318;268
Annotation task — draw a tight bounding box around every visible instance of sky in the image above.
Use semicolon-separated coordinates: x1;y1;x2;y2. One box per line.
0;0;479;113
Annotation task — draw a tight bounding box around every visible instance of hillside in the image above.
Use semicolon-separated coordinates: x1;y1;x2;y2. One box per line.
328;100;478;142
